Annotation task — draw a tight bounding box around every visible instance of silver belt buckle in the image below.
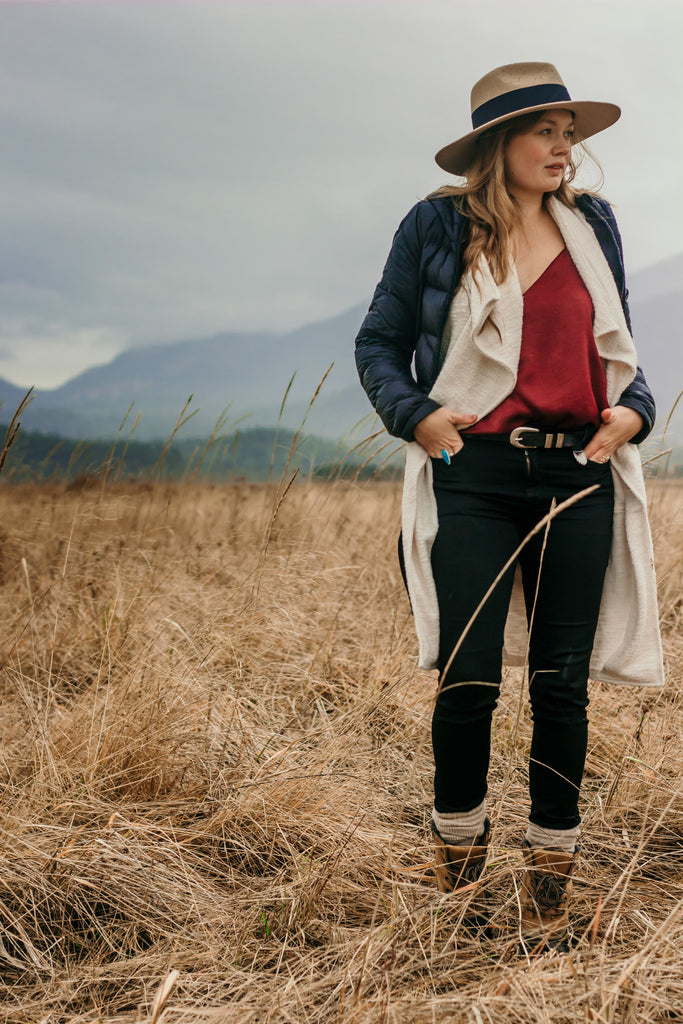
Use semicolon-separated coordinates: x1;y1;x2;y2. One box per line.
509;426;539;449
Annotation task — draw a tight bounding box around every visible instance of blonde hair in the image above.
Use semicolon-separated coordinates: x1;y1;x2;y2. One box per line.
429;111;604;283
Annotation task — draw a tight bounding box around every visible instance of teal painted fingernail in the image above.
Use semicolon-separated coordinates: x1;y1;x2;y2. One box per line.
441;449;451;465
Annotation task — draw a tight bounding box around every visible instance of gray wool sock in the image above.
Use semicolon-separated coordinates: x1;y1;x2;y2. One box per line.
525;821;579;854
432;801;487;845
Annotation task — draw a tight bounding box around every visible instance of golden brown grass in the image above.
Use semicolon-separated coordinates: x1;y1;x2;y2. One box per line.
0;474;681;1022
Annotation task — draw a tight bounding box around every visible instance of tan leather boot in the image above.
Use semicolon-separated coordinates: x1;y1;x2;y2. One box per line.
520;841;578;953
432;817;491;893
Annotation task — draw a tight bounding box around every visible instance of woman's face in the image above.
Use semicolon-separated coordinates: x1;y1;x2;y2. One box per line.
503;110;574;200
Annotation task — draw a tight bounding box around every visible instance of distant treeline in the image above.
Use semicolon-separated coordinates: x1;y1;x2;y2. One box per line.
0;423;400;483
0;423;680;483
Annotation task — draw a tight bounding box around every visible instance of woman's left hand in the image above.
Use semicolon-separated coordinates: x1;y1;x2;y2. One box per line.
583;407;644;463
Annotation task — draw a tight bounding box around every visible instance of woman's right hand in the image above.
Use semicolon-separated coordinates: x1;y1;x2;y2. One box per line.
413;407;477;459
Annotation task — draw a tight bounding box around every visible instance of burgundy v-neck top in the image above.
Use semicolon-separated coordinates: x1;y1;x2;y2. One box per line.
468;248;608;434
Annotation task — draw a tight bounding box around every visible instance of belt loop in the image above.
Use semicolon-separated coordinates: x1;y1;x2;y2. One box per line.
555;432;565;448
544;434;553;449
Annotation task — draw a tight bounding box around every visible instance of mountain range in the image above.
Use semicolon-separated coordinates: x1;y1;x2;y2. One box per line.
2;254;681;445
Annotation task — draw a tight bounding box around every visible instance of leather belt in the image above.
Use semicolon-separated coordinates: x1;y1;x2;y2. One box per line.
469;426;594;450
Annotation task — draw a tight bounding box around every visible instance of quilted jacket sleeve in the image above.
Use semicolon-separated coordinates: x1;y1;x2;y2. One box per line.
583;196;656;444
617;367;655;444
354;203;442;441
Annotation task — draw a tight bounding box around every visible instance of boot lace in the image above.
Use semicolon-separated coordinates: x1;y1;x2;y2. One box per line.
447;856;484;887
532;871;568;913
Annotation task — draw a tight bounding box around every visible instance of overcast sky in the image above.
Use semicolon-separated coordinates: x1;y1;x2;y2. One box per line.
2;0;682;388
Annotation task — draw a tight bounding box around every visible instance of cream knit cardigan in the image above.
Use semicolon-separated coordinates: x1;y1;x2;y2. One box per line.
401;196;664;688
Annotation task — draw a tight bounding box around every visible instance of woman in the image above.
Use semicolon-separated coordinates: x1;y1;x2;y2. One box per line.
355;63;664;951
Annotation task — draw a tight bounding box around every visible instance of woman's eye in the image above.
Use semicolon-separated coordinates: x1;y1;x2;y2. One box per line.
539;127;574;137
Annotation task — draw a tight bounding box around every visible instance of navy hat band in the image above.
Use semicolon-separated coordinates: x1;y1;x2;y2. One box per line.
472;83;572;130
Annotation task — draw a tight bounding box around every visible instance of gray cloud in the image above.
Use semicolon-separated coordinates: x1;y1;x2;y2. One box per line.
2;1;682;387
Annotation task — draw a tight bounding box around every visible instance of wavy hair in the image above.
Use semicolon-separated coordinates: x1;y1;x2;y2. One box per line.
429;111;604;284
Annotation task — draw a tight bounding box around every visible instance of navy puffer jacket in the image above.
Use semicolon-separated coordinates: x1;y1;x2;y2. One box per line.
355;193;655;444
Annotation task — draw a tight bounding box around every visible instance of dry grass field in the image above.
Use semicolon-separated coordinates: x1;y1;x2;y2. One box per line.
0;471;681;1022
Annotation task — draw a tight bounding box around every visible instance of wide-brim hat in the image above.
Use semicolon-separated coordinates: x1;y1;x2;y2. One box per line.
435;62;621;175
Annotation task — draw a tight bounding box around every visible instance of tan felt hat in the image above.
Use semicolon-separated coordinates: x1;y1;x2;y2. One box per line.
435;62;621;175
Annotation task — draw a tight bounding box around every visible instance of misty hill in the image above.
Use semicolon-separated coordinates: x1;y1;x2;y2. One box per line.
625;253;683;303
0;305;372;442
629;290;682;431
1;255;681;442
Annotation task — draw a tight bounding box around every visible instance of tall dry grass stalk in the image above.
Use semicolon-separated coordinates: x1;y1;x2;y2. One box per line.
0;474;680;1022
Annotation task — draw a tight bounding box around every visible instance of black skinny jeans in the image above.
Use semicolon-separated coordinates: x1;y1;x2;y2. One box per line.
430;437;614;830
